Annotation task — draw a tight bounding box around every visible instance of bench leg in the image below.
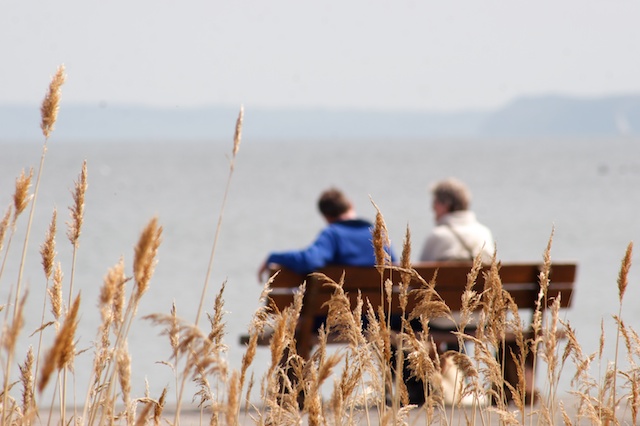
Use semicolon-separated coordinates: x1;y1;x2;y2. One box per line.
389;343;427;406
498;341;537;405
275;346;306;410
272;324;316;411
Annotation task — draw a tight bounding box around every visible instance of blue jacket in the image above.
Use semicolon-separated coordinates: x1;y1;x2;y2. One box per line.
266;219;397;275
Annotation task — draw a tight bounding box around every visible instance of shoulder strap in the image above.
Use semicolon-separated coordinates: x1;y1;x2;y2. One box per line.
444;223;474;260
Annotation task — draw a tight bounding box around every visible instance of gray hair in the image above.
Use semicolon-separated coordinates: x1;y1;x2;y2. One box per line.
431;178;471;212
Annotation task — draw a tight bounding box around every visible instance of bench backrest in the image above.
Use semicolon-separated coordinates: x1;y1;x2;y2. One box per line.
268;262;577;316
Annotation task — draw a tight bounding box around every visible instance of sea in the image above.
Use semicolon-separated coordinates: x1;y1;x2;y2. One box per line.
1;136;640;407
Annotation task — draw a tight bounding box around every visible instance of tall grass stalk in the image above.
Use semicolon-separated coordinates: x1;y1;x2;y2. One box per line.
611;241;632;416
370;199;391;424
1;65;65;424
33;209;57;403
66;160;87;307
13;65;66;319
173;106;243;425
58;160;87;424
194;105;244;326
85;217;161;426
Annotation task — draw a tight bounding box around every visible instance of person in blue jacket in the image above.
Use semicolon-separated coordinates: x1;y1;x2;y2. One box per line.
258;187;396;280
259;187;396;409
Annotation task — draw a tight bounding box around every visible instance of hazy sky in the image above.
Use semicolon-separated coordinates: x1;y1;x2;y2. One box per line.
3;1;640;112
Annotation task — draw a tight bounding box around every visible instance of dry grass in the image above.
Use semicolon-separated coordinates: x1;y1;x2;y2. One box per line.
1;67;640;426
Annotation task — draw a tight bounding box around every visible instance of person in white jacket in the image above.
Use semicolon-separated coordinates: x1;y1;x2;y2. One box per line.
420;178;495;263
394;178;495;406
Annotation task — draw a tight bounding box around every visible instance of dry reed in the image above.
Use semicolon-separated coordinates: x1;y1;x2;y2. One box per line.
6;70;640;426
66;160;87;249
18;347;34;422
38;293;80;393
370;199;392;272
40;65;66;139
133;216;162;303
33;209;58;404
194;105;244;326
12;66;66;349
12;169;33;225
4;185;640;426
49;263;63;321
0;207;11;252
40;209;57;280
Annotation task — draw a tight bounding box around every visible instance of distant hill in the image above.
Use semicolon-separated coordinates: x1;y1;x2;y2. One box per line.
2;94;639;142
479;95;640;137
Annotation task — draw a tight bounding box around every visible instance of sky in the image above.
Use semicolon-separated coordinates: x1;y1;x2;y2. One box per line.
2;1;640;112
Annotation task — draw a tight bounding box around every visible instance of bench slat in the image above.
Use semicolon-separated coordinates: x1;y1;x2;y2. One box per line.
266;262;576;312
268;285;572;314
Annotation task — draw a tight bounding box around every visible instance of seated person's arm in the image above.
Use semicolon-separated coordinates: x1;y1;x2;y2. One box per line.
259;229;336;279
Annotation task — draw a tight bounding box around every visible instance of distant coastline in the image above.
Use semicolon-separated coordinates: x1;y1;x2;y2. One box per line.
2;94;640;142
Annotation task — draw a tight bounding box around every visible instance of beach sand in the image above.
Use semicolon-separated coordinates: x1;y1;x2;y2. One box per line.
39;396;635;425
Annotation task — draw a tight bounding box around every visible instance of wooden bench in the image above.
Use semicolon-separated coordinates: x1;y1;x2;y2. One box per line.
240;261;577;400
243;262;576;344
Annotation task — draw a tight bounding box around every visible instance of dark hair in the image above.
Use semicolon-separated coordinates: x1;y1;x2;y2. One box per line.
317;188;351;219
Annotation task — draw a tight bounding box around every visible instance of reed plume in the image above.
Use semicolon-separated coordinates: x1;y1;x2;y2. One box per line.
34;210;58;400
456;252;483;352
0;206;10;252
86;220;160;425
99;258;126;322
67;160;87;248
542;297;561;408
88;260;127;413
113;262;128;329
133;216;162;303
46;283;78;426
169;302;180;358
40;65;66;139
40;209;57;280
207;281;227;349
153;387;167;426
0;205;12;287
233;105;244;157
225;370;241;426
611;242;633;417
48;262;63;321
400;224;412;272
617;242;632;303
117;345;133;424
134;401;153;426
625;369;640;425
4;291;26;356
2;291;28;421
65;160;88;332
321;275;366;350
9;168;34;323
13;168;33;225
38;293;80;392
370;199;391;271
409;272;452;326
19;346;35;421
240;281;272;404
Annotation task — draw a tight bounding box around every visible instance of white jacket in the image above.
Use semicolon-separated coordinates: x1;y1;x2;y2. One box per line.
419;211;494;264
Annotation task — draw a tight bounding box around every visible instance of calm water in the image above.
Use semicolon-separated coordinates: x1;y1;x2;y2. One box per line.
2;136;640;405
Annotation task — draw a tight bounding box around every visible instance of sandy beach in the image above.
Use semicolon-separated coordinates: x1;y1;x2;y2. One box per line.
39;396;636;425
